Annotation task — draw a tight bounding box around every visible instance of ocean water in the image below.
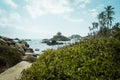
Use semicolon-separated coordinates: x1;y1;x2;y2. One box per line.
27;39;75;54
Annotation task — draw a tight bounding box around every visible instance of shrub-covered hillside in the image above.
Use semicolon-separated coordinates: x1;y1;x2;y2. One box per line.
21;38;120;80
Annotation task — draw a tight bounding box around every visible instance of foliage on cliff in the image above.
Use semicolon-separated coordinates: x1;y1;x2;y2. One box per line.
21;37;120;80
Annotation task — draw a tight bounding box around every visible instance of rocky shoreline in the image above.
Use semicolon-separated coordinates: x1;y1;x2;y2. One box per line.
0;36;37;73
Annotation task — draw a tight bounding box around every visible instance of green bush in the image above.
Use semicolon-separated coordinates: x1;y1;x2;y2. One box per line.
21;38;120;80
114;30;120;41
0;45;21;73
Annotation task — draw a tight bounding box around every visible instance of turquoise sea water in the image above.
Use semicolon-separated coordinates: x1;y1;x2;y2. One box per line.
27;39;75;54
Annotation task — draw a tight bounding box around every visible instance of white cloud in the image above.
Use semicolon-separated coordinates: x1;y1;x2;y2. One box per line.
25;0;91;18
79;4;86;8
68;18;84;23
84;0;91;4
26;5;47;18
0;0;92;38
63;15;84;23
97;4;104;10
9;12;21;22
0;9;6;15
0;12;22;27
25;0;73;18
89;9;98;18
4;0;17;8
74;0;91;8
0;11;41;35
80;8;98;19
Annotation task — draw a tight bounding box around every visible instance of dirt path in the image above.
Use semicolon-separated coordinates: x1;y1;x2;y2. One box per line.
0;61;31;80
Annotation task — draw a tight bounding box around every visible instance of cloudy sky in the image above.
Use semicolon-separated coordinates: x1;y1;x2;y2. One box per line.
0;0;120;39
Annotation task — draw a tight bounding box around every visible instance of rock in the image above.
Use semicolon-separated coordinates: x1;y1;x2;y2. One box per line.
41;39;50;43
0;39;7;45
15;43;26;54
14;38;20;40
4;37;13;41
19;40;29;48
22;55;36;62
35;48;40;51
6;41;15;46
47;40;63;45
0;57;6;68
26;48;34;53
24;39;31;41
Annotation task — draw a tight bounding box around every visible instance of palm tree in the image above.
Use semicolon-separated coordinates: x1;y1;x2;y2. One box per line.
94;22;99;31
105;6;115;29
89;26;93;38
97;6;114;37
112;22;120;30
98;11;106;28
98;12;107;37
114;22;120;28
92;22;99;34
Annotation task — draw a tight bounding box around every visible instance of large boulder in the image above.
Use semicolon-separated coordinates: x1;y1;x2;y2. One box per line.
0;39;7;45
19;40;29;47
6;40;16;46
21;55;36;62
15;43;26;55
26;48;34;53
15;40;32;55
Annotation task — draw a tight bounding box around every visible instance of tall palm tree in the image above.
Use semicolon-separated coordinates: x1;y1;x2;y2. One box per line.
112;22;120;30
114;22;120;28
92;22;99;32
98;12;106;37
98;11;106;28
97;6;114;37
90;22;99;38
105;6;115;29
89;26;93;38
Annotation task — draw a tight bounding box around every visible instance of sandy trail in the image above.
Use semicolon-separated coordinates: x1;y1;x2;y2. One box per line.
0;61;31;80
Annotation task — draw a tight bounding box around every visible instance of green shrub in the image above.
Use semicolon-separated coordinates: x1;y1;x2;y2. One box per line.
114;30;120;41
21;38;120;80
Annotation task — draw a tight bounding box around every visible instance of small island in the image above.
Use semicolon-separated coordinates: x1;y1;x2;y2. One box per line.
51;32;70;41
42;32;70;45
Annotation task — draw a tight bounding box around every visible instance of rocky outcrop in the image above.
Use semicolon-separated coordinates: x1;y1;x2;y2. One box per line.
41;39;50;43
0;36;36;73
42;32;70;45
47;40;63;45
51;32;70;41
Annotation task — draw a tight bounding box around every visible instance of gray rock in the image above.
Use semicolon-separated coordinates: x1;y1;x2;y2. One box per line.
0;39;7;45
26;48;34;53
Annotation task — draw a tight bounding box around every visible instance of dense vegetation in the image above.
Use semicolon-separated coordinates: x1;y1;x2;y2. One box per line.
20;5;120;80
0;45;21;73
21;38;120;80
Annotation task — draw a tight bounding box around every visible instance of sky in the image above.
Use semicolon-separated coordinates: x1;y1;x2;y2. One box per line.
0;0;120;39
